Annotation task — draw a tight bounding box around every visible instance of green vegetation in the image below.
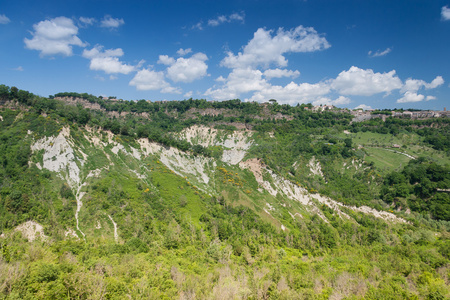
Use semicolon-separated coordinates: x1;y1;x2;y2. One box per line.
381;158;450;221
0;84;449;299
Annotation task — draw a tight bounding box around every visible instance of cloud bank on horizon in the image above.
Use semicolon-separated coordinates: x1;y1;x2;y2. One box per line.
1;1;449;110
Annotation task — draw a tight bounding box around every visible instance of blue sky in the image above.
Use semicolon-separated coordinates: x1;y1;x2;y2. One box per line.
0;0;449;110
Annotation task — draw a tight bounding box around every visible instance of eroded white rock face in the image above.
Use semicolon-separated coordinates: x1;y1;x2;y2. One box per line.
30;127;100;239
31;127;82;188
218;131;252;165
138;138;214;185
221;150;247;165
179;125;253;165
308;156;324;179
64;228;79;239
15;221;48;242
27;125;407;242
239;158;408;225
179;125;218;147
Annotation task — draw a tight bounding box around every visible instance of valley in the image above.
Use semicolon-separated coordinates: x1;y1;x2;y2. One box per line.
0;87;449;299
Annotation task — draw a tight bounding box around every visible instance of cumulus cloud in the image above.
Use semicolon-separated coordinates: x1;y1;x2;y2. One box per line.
401;79;427;93
82;45;135;74
205;25;330;103
24;16;86;57
263;68;300;80
426;76;445;89
129;68;180;93
206;66;329;103
163;53;209;83
184;91;193;98
401;76;444;93
368;47;392;57
203;25;441;107
79;17;96;27
397;76;444;103
177;48;192;56
100;15;124;28
0;14;10;24
442;6;450;20
157;55;176;65
331;66;403;96
397;92;425;103
208;12;245;26
221;26;330;69
205;68;268;100
248;82;331;104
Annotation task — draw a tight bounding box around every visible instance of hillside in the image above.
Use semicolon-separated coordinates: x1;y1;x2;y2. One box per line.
0;85;449;299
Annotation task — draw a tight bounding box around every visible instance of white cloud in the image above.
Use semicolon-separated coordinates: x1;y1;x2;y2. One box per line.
13;66;24;71
0;14;10;24
313;96;351;106
221;26;330;69
215;76;226;82
229;12;245;22
208;12;245;26
109;75;118;80
82;45;135;74
426;76;444;89
206;66;329;103
136;59;145;68
82;46;124;59
368;47;392;57
129;68;180;94
205;68;268;100
157;55;175;65
208;16;226;27
354;104;373;110
401;78;426;93
401;76;444;93
397;92;425;103
177;48;192;56
397;76;443;103
331;66;403;96
192;22;203;30
165;53;209;83
333;96;352;105
24;16;86;57
205;26;330;103
263;68;300;80
442;6;450;21
248;82;331;104
161;86;182;94
129;69;169;90
100;15;124;28
184;91;193;98
79;17;95;27
89;57;134;74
